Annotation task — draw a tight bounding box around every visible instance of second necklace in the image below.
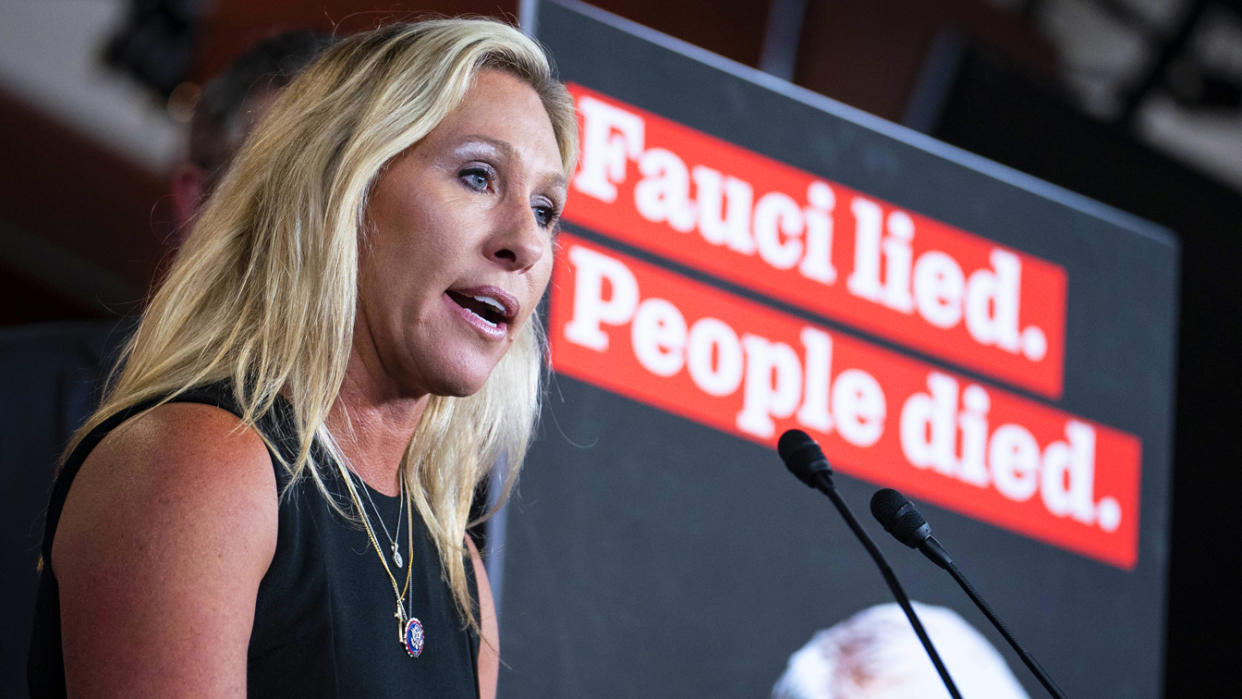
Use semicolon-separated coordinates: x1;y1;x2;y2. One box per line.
338;464;425;658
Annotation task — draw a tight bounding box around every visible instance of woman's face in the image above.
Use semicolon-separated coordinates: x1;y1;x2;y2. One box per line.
357;69;565;398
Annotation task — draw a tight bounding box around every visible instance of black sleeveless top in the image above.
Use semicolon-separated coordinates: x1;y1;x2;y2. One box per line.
28;382;480;697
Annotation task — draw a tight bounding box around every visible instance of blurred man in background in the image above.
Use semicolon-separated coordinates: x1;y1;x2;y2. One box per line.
170;31;336;234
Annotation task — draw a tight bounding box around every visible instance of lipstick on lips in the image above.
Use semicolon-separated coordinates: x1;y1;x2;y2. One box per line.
445;285;518;337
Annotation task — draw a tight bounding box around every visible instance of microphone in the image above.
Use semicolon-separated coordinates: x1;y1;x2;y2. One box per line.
777;430;962;699
870;488;1067;699
870;487;952;570
777;429;833;488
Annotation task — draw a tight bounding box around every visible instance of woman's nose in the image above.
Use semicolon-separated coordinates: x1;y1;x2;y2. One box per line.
488;198;547;272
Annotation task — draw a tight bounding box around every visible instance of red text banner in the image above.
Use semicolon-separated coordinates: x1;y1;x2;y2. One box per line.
566;84;1068;398
549;235;1140;568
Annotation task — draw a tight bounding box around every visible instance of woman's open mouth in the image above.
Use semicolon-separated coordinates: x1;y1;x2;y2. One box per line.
445;288;516;334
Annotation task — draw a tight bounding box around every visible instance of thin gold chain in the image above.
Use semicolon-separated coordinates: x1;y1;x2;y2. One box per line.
336;460;413;603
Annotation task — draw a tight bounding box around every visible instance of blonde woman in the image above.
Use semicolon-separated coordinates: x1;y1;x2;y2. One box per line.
28;18;576;698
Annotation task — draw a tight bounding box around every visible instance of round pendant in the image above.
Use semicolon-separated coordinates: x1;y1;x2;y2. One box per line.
403;617;425;658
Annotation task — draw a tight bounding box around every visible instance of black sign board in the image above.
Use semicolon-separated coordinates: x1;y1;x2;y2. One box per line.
494;2;1179;696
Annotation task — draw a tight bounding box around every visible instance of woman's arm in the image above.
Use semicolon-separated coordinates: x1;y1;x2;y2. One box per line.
466;536;499;699
52;402;278;697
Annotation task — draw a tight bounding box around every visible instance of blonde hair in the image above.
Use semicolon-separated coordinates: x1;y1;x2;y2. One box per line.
68;18;578;630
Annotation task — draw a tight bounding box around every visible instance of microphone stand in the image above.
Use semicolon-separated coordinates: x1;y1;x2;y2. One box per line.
810;473;963;699
922;537;1066;699
871;488;1066;699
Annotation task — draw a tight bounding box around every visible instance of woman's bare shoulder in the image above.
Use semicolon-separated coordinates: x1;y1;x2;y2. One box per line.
53;401;278;696
56;401;279;547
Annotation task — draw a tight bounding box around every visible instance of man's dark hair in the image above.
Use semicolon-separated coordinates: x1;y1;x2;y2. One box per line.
189;30;337;187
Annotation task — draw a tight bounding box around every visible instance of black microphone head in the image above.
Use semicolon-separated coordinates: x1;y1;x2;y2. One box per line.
870;488;933;549
778;429;833;488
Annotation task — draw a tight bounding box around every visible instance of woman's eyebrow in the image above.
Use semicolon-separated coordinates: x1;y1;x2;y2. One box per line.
456;134;567;191
455;134;509;155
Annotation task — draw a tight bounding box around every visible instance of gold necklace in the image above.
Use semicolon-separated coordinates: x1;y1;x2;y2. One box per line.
337;461;425;657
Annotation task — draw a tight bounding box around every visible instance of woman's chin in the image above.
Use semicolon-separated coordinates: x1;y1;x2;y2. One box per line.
411;363;495;399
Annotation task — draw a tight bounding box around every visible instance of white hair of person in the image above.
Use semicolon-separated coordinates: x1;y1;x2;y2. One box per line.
771;602;1030;699
66;17;578;632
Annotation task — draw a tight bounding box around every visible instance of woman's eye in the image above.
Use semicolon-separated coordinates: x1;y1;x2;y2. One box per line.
533;202;560;228
460;167;492;192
